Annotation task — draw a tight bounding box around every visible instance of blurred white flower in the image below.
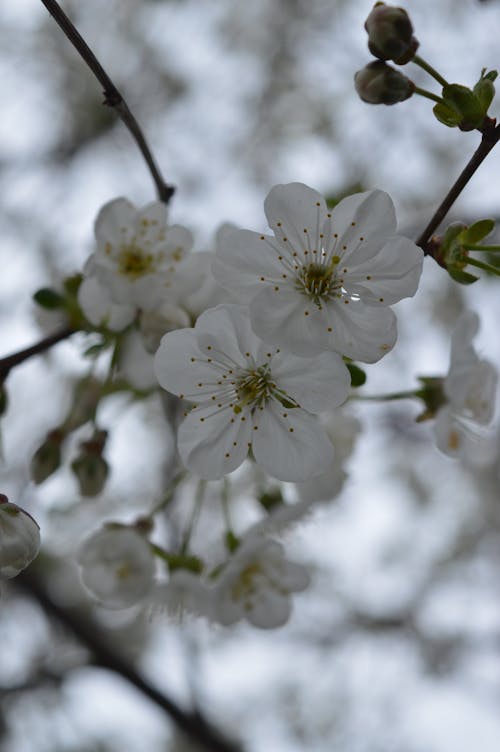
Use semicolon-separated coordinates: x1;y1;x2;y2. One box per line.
77;275;135;332
84;197;194;311
214;183;423;362
213;537;310;629
154;303;350;482
148;570;213;620
78;525;155;608
435;311;497;459
295;408;361;503
0;495;41;579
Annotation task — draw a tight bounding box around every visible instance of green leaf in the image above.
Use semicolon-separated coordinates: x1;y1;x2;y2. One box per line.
463;219;495;244
63;274;83;297
33;288;65;309
346;363;367;388
432;102;462;128
447;266;479;285
473;77;495;112
442;83;483;121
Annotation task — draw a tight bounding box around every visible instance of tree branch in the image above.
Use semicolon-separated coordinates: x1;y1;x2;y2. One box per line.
417;121;500;254
39;0;175;205
0;326;75;381
16;570;243;752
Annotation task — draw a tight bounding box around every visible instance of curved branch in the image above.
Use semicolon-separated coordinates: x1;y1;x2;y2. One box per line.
39;0;175;205
16;570;243;752
0;326;75;381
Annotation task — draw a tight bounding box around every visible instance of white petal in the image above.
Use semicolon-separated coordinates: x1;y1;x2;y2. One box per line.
95;197;136;252
119;330;156;390
178;404;252;479
344;235;423;305
195;304;260;366
250;286;331;357
264;183;327;254
213;227;284;299
155;224;194;259
434;406;465;458
329;190;397;252
271;350;350;413
78;276;135;331
325;300;397;362
247;588;291;629
154;327;219;397
133;201;168;246
252;401;333;482
295;465;346;503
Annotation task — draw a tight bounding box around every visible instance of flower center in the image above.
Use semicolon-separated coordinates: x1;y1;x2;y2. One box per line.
296;260;341;307
117;244;155;279
231;562;263;602
235;366;273;411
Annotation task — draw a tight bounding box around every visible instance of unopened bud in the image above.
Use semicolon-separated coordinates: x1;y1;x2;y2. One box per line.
365;2;419;64
355;61;414;105
31;430;64;484
71;430;109;497
0;495;41;578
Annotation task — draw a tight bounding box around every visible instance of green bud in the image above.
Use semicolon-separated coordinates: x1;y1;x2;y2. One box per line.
365;2;419;64
71;430;109;497
33;288;65;310
31;430;64;484
346;363;367;388
355;61;414;105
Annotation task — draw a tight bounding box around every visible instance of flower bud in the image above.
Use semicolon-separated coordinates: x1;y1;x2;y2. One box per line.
31;429;64;484
0;495;41;578
71;430;109;497
355;61;414;105
365;2;419;64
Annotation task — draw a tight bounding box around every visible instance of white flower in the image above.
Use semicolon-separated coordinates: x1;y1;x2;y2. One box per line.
154;304;351;482
295;408;361;503
78;275;136;332
86;197;194;311
435;311;497;458
213;537;310;629
0;496;41;578
213;183;423;362
78;525;155;608
148;570;213;620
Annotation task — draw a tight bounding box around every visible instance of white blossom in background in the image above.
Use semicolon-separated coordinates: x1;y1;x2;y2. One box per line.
0;496;41;579
434;311;497;459
82;197;194;312
148;570;214;620
214;183;423;362
213;537;310;629
78;525;155;609
295;408;361;503
154;304;351;482
77;275;136;332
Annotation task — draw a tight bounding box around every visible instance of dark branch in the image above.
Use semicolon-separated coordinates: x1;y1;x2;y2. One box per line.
39;0;175;204
16;570;242;752
0;327;75;381
417;121;500;254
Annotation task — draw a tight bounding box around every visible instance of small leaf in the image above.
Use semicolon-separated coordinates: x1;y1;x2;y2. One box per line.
33;288;65;309
442;83;482;121
463;219;495;244
432;102;462;128
346;363;367;388
447;266;479;285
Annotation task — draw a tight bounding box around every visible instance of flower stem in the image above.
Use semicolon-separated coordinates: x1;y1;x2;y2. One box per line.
350;389;421;402
180;480;206;555
466;244;500;252
413;86;444;105
412;55;449;88
465;256;500;276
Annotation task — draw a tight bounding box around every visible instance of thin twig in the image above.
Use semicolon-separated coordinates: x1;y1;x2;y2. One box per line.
39;0;175;204
0;326;75;381
16;570;243;752
417;122;500;254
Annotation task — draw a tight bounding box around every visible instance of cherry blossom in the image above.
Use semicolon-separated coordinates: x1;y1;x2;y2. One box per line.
154;304;351;482
434;311;497;459
83;197;194;312
212;537;310;629
78;525;155;608
0;496;41;579
214;183;423;362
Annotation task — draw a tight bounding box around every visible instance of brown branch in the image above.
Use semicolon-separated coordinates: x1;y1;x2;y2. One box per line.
16;570;243;752
417;121;500;254
39;0;175;205
0;326;75;381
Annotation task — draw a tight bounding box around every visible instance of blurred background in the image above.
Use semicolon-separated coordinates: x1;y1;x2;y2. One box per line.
1;0;500;750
